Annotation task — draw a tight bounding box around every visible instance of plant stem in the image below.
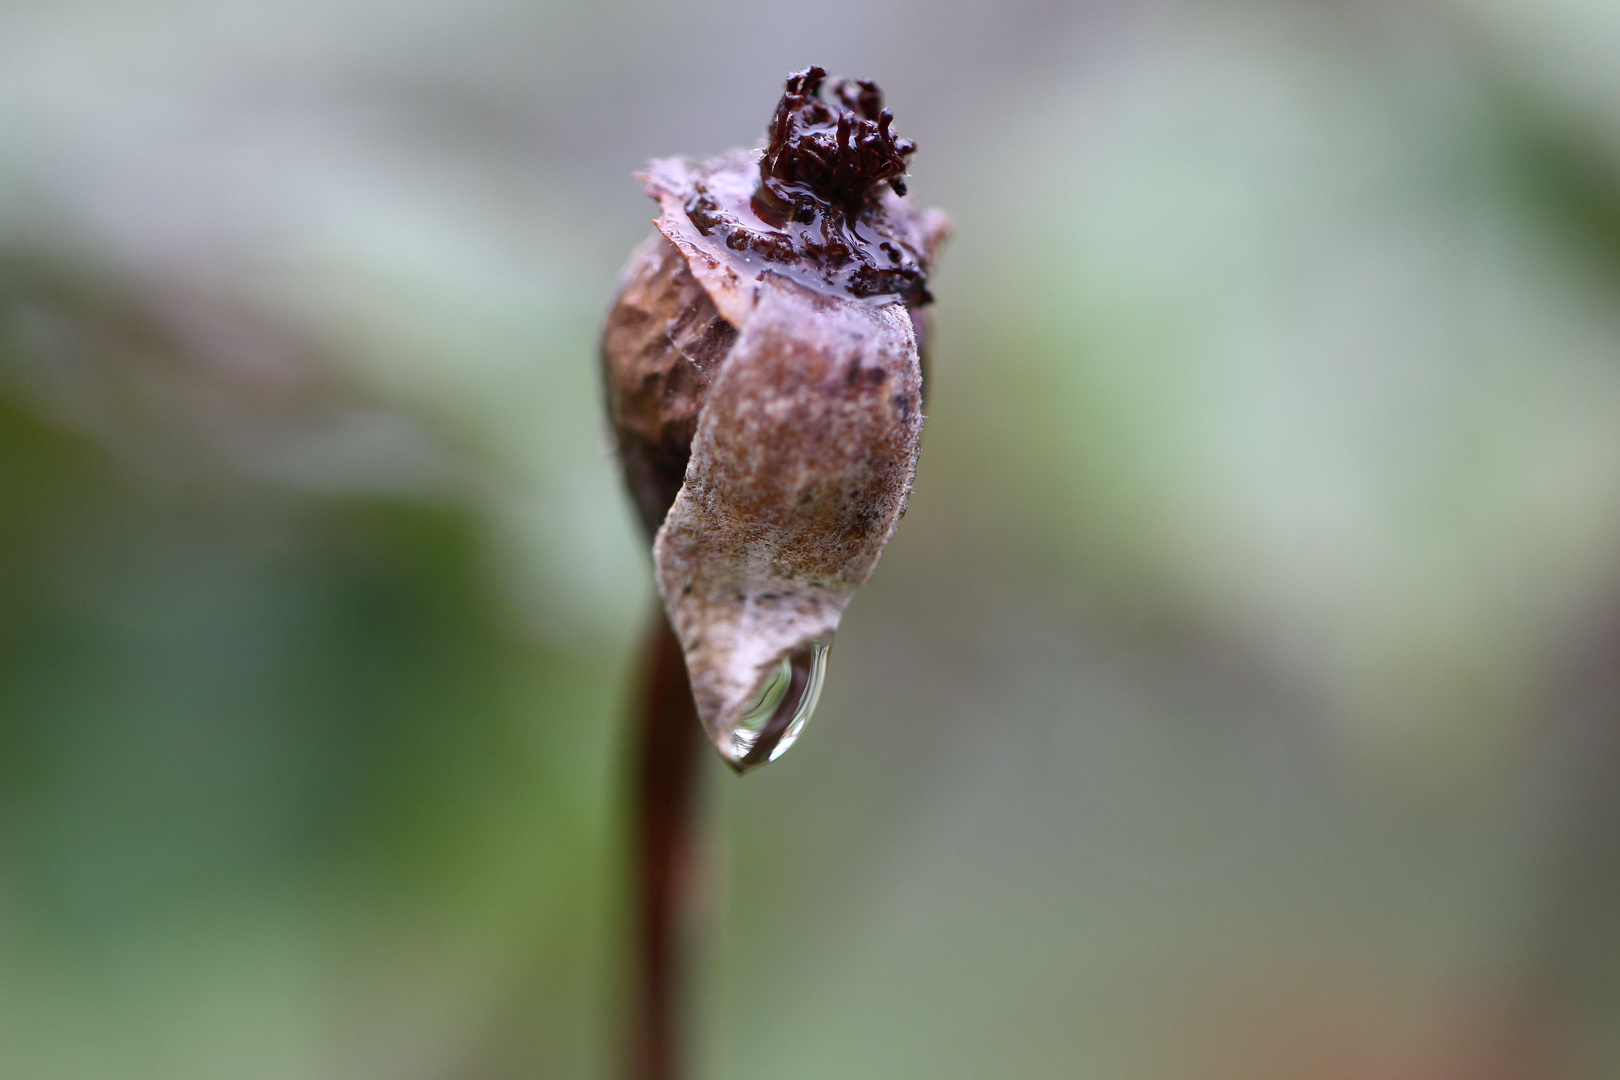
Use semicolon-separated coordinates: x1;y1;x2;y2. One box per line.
630;608;705;1080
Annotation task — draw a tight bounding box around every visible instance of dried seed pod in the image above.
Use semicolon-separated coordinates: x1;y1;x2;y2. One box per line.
602;66;948;772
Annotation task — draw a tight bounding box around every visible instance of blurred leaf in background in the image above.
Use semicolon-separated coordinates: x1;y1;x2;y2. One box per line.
0;246;628;1077
3;1;1620;1078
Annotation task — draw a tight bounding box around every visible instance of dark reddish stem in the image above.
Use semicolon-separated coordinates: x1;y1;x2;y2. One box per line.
630;609;705;1080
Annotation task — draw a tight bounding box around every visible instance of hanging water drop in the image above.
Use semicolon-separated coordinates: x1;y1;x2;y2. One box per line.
721;639;831;771
737;656;793;738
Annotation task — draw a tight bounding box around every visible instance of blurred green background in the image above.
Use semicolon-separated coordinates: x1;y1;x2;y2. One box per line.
4;1;1620;1077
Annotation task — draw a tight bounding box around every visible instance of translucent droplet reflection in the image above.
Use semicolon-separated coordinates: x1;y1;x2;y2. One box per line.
723;638;831;771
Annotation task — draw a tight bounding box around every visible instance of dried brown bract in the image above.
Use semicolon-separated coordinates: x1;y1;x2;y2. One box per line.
602;66;948;771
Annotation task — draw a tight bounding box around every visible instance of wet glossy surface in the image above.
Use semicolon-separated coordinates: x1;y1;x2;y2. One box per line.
643;67;946;310
722;639;831;771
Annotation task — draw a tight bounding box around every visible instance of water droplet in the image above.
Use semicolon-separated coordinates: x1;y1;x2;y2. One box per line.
723;639;831;771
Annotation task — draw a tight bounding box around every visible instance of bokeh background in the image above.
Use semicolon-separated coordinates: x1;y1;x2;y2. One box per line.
4;0;1620;1076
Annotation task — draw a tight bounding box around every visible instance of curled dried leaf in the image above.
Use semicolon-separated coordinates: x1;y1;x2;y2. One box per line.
601;67;948;770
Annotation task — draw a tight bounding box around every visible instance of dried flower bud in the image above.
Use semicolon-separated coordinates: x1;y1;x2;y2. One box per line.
602;67;948;772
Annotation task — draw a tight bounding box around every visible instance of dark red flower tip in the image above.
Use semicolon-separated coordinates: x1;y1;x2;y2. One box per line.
758;66;916;218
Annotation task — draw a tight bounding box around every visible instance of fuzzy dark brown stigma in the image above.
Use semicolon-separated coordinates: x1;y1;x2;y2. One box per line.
756;65;916;219
660;68;939;309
